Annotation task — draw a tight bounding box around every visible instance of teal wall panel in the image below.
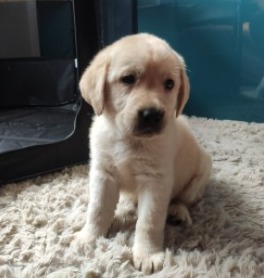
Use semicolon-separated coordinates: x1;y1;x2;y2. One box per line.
138;0;264;122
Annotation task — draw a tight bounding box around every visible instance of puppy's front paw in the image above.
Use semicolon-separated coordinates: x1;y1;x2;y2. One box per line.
133;250;164;274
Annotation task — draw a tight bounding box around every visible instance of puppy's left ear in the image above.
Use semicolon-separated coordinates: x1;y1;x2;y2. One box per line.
176;62;190;117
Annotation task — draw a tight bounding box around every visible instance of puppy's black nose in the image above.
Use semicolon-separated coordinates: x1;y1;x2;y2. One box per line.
136;108;164;135
139;108;164;123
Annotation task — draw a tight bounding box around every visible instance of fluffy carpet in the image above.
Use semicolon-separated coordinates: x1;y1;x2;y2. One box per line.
1;117;264;278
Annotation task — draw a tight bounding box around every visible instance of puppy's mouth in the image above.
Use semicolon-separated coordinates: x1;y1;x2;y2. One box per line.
133;108;165;137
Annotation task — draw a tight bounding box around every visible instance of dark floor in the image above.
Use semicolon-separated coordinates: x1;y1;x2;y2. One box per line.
0;104;78;154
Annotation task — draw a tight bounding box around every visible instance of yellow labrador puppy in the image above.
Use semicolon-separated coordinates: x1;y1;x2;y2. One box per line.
75;33;211;274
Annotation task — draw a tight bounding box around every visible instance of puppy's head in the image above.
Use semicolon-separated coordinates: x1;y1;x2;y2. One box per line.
80;33;190;137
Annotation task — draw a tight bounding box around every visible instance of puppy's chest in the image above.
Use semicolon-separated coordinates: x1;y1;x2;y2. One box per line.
112;142;162;189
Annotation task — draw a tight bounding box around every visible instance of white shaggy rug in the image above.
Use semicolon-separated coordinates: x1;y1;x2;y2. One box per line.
1;117;264;278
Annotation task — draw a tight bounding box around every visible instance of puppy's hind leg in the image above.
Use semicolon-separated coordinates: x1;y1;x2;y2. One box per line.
72;166;119;252
111;192;137;233
180;151;211;206
167;201;192;226
168;152;211;226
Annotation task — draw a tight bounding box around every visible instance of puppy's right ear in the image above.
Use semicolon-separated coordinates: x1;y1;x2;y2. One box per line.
79;52;109;115
176;67;190;117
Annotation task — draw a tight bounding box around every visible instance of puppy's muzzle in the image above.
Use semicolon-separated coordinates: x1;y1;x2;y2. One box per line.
135;108;164;136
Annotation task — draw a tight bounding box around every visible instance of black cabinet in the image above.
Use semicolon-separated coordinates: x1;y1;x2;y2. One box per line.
0;0;98;184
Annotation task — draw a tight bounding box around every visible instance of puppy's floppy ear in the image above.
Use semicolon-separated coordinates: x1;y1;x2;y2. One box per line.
176;62;190;117
79;51;109;115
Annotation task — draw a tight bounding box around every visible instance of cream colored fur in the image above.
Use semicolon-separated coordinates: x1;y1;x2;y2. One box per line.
73;33;212;274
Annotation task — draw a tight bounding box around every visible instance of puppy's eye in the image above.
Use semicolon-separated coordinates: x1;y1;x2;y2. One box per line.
121;74;136;85
164;79;174;91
